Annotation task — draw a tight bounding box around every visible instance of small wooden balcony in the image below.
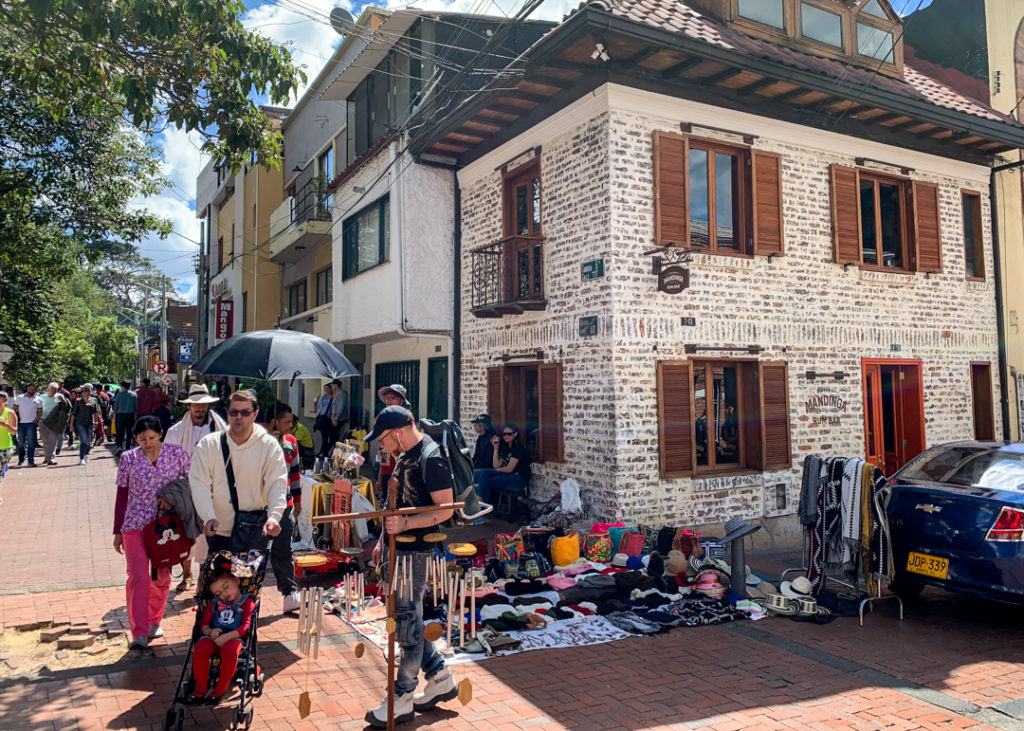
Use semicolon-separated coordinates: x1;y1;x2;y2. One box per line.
470;235;547;318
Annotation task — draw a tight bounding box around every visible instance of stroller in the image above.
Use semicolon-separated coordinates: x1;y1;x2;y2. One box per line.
164;550;268;731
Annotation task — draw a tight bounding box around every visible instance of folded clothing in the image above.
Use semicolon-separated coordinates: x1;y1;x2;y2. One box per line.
479;603;518;621
614;571;654;594
576;573;616;589
545;575;577;591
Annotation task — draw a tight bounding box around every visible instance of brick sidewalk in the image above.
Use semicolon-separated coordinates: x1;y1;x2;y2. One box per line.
0;442;124;594
2;448;1024;729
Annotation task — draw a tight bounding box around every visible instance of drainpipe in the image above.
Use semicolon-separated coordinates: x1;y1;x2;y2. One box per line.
989;157;1024;441
391;141;455;417
452;174;462;422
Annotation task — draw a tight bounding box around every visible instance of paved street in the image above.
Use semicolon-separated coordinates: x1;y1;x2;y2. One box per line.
1;447;1024;730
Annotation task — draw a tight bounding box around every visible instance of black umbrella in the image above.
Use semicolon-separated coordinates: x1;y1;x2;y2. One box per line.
191;330;359;383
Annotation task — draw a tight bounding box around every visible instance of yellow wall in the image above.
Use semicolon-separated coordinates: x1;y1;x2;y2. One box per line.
986;0;1024;439
241;162;284;332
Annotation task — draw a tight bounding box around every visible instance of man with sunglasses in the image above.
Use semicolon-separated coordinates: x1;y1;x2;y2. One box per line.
363;405;459;727
189;389;288;562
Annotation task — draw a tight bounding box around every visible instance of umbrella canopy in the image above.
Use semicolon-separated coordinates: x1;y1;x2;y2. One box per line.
191;330;358;382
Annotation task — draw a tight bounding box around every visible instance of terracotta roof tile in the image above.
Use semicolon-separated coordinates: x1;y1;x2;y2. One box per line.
585;0;1018;128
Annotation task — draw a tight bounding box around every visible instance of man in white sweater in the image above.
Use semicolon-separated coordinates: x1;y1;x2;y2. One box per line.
189;390;288;552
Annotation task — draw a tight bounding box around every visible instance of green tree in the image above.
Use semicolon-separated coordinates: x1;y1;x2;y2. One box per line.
0;0;304;170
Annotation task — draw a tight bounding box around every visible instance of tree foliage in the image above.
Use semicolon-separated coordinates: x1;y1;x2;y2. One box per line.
0;0;304;170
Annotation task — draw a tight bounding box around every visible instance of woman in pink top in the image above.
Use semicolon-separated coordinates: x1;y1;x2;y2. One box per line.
113;415;190;650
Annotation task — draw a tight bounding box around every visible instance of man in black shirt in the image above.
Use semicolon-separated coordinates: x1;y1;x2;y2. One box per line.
470;413;496;469
364;406;459;727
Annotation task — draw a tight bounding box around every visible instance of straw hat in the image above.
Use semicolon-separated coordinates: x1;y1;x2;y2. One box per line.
665;551;688;576
180;383;219;404
780;576;814;599
763;592;798;616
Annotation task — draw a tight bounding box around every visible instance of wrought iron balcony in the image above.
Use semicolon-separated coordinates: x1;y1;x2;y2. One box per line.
470;235;547;317
290;178;331;224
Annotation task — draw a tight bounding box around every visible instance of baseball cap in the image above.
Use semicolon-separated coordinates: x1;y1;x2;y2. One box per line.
366;405;415;442
470;413;491;424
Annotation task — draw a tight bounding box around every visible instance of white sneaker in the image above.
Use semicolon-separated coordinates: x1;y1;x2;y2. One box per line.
282;591;301;613
79;459;86;466
365;692;414;728
148;625;164;640
413;669;458;711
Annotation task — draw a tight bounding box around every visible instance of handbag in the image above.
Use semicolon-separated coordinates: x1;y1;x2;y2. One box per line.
548;530;580;567
142;509;193;571
221;432;270;553
639;526;659;555
618;530;645;557
608;526;627;553
493;531;524;562
582;532;613;563
671;528;704;559
657;527;676;555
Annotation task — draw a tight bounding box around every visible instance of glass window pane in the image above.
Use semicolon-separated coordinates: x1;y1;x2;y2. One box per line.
963;195;979;278
532;177;541;232
381;199;390;262
860;0;887;18
516;184;528;235
715;152;738;249
858;22;894;62
517;250;530;298
357;210;378;270
532;243;541;295
689;148;709;247
738;0;784;28
712;365;740;466
694;366;708;467
860;179;877;264
878;182;902;268
802;4;843;48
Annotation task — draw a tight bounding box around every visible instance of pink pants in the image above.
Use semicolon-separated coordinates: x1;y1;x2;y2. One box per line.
122;530;171;640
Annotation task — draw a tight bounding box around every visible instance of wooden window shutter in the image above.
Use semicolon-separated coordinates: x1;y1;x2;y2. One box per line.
912;181;942;273
830;164;861;265
759;362;792;471
486;367;504;428
657;361;694;477
654;131;689;246
538;364;564;462
751;150;784;256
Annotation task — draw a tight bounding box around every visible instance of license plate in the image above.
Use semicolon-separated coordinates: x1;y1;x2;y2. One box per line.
906;551;949;579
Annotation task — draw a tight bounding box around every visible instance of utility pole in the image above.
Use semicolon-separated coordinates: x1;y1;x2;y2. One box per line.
161;276;169;369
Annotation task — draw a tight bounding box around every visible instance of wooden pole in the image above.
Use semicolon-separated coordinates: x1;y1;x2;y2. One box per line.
310;502;465;524
386;480;397;731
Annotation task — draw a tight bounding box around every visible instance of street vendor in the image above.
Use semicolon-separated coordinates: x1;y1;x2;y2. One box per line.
363;405;459;728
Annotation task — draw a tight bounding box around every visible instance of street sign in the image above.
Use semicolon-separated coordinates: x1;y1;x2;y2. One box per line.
579;315;598;337
178;338;195;364
161;375;175;387
153;360;169;376
581;258;605;281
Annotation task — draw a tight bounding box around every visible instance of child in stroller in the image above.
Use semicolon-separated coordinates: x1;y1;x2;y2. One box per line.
190;567;255;704
164;550;267;731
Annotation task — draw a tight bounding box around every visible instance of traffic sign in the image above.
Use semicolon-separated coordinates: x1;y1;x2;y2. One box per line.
161;375;175;387
153;360;169;376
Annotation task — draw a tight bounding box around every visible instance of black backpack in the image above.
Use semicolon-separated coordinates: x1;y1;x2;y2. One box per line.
417;418;482;523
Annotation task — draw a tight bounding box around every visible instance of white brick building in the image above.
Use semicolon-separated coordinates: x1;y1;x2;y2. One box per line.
413;0;1024;537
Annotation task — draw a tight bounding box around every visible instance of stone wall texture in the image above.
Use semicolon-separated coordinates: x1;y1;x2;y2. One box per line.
459;91;998;530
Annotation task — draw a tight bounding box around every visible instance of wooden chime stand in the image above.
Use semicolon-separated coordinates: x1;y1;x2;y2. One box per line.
311;498;465;731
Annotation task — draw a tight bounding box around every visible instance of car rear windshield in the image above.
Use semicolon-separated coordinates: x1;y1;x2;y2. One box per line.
900;445;1024;491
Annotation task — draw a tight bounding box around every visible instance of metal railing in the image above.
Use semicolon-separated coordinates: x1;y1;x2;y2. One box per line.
470;235;546;314
289;178;331;224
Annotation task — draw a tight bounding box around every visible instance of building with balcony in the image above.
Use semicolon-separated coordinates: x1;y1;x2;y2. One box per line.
416;0;1024;535
195;107;288;357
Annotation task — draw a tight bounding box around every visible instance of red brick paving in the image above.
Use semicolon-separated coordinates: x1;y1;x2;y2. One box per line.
1;451;1023;729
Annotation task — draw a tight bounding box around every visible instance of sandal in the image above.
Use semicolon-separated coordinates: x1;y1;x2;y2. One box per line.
176;578;192;592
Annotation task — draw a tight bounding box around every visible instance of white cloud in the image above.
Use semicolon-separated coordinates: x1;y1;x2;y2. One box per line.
379;0;579;23
242;0;347;101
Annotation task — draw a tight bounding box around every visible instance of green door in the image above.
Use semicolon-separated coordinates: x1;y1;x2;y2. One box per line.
427;357;448;422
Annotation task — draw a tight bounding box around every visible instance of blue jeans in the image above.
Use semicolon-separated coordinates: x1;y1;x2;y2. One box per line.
16;423;37;465
75;424;93;460
393;551;445;696
473;468;527;502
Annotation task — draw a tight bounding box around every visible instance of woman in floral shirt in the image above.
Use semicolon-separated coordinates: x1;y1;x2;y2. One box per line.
113;415;190;650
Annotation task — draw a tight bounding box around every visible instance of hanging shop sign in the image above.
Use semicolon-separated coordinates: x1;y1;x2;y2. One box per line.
216;299;234;340
649;247;691;295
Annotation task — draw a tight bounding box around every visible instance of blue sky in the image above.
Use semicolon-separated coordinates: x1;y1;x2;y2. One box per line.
138;0;933;303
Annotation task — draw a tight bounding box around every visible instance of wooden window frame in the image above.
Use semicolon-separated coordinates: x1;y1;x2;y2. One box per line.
486;361;563;464
728;0;903;76
657;358;791;478
962;190;984;281
502;158;542;238
857;170;912;273
687;139;751;256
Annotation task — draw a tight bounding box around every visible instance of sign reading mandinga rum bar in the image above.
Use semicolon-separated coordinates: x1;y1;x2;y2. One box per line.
805;394;847;427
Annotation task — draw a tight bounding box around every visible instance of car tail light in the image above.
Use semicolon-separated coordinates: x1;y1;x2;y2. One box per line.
986;507;1024;542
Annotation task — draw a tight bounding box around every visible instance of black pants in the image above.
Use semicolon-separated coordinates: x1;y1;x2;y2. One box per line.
115;413;135;453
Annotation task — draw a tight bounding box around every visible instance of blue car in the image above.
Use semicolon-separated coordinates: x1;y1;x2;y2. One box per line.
887;441;1024;604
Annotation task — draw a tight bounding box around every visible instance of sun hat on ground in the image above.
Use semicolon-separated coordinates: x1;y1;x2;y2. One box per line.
780;576;814;599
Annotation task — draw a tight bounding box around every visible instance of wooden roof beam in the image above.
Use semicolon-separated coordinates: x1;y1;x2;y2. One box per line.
700;67;743;86
661;56;703;79
618;46;661;69
736;77;778;96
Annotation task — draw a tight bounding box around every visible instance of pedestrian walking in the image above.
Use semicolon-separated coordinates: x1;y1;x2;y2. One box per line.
136;377;158;417
363;406;458;727
0;391;18;483
39;382;70;465
113;415;191;650
314;383;333;458
188;389;287;554
164;383;227;591
112;381;138;456
12;383;42;467
69;384;102;465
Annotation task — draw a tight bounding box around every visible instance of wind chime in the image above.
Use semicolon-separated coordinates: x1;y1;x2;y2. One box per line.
310;490;472;730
